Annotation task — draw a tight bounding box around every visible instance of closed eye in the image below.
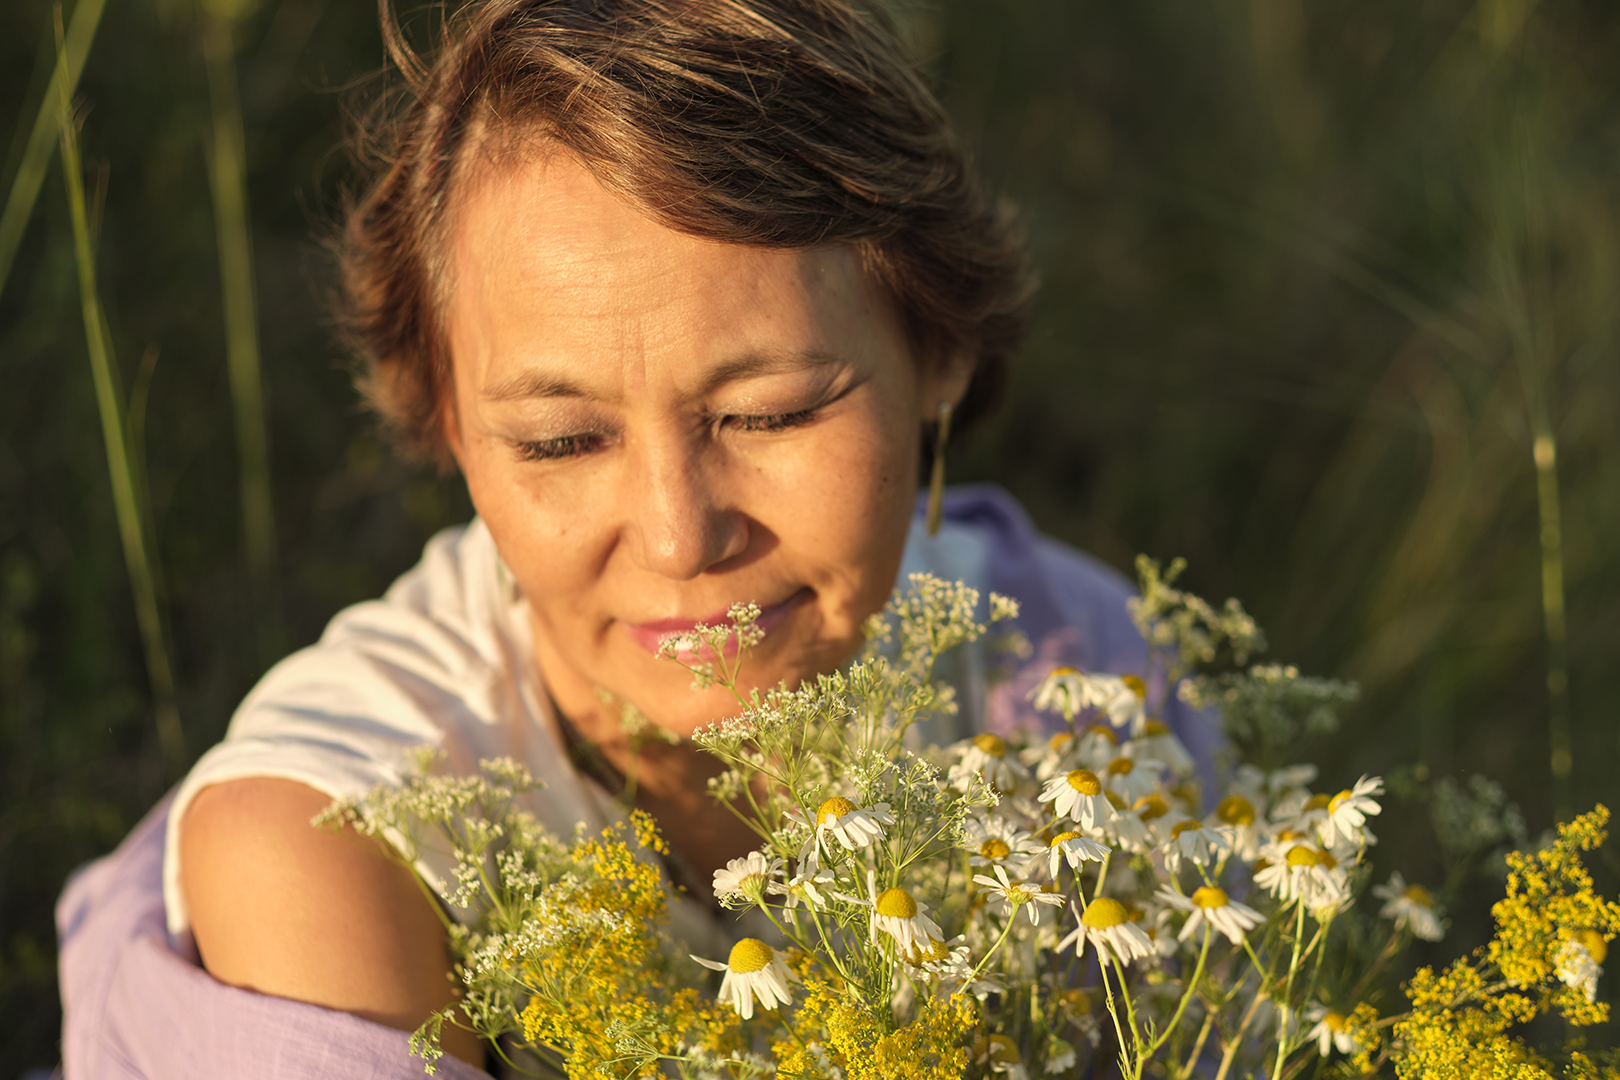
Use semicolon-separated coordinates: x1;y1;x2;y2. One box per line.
726;408;819;434
509;433;610;461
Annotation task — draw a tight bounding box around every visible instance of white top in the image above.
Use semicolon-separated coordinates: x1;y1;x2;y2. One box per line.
162;514;989;948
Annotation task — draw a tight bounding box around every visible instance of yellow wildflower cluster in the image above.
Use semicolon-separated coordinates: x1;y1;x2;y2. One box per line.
518;817;739;1078
774;976;974;1080
1390;806;1620;1079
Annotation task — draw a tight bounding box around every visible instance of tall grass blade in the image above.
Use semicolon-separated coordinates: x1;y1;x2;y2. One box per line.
204;18;280;661
57;37;186;777
0;0;109;299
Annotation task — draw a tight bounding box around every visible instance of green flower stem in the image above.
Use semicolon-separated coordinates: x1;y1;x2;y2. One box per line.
1270;899;1309;1080
57;43;186;777
202;17;280;660
1147;925;1212;1058
0;0;108;298
1177;1006;1216;1080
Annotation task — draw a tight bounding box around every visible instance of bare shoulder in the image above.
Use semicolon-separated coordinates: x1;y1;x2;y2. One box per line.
180;777;485;1067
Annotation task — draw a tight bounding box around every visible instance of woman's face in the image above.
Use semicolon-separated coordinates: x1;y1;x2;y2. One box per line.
445;152;967;737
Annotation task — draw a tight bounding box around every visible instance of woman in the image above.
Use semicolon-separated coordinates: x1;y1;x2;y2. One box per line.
57;1;1213;1075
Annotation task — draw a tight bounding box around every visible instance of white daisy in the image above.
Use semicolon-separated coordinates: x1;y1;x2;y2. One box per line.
1128;720;1196;777
973;864;1067;925
1102;754;1164;804
1318;775;1383;848
970;1034;1030;1080
864;876;946;959
692;938;795;1020
1074;723;1122;770
1556;931;1607;1004
1043;1036;1077;1075
1029;666;1088;721
1040;768;1113;830
1254;842;1350;912
1105;803;1155;853
807;796;893;859
1030;668;1149;735
1056;896;1157;965
710;850;782;907
770;863;835;911
1156;884;1263;944
1372;872;1443;942
1209;793;1263;861
963;814;1043;871
1022;730;1078;781
1033;829;1111;880
1161;819;1232;875
950;733;1029;791
1303;1003;1357;1056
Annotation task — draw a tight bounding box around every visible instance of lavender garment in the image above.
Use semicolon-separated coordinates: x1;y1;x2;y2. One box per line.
56;485;1217;1078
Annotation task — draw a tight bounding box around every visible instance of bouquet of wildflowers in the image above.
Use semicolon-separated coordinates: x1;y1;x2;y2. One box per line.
322;561;1620;1078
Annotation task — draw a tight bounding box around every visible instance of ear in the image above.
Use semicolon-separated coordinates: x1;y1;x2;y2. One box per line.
920;348;977;415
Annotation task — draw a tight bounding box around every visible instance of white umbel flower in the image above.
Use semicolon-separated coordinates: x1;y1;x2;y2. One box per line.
1318;775;1383;848
1371;872;1443;941
1556;931;1607;1004
1040;768;1112;830
1056;897;1156;965
1303;1004;1358;1056
692;938;795;1020
1156;884;1262;944
973;864;1067;925
711;850;783;907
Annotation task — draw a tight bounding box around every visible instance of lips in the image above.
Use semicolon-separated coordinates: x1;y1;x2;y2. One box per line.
623;587;812;658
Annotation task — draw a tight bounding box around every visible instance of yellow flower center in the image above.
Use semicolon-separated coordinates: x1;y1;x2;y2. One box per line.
1066;768;1103;795
1404;883;1434;908
1277;828;1305;842
1323;1011;1346;1031
1086;723;1120;745
1216;794;1256;826
1192;886;1229;909
1105;791;1127;810
1328;789;1354;813
1061;988;1092;1015
1122;674;1147;699
1134;793;1169;820
875;887;918;919
1051;665;1080;676
1286;845;1322;867
1576;929;1608;965
972;733;1007;759
1107;757;1135;776
1319;850;1339;870
1303;793;1332;812
1170;819;1200;839
1143;719;1169;736
1050;830;1081;847
1049;731;1074;751
1081;897;1128;929
816;796;858;826
980;838;1011;860
728;938;774;973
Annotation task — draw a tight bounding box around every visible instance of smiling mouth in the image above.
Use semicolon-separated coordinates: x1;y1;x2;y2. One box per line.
624;587;813;658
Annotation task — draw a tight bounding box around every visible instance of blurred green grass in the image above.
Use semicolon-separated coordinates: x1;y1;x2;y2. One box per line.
2;0;1617;1071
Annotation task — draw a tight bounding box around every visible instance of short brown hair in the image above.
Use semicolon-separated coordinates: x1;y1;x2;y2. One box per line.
338;0;1033;463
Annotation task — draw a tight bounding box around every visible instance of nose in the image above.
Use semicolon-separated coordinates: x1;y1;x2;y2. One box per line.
623;436;748;580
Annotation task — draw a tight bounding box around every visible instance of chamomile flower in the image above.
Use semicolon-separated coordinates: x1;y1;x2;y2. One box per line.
1102;754;1164;804
1023;730;1078;781
770;864;835;911
1210;793;1264;861
964;814;1042;871
692;938;795;1020
1074;723;1121;769
1128;720;1196;777
1057;896;1156;965
1318;775;1383;848
1372;872;1443;941
711;850;782;907
973;864;1067;925
1030;668;1148;734
806;796;893;859
1040;768;1113;830
1043;1036;1077;1075
1156;884;1262;944
1303;1004;1358;1056
1160;819;1232;875
1255;842;1350;912
970;1034;1030;1080
950;733;1029;791
862;874;945;958
1029;666;1089;721
1556;931;1607;1004
1034;829;1111;880
1105;803;1155;853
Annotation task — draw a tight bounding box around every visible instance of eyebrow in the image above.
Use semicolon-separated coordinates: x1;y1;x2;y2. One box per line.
480;350;844;402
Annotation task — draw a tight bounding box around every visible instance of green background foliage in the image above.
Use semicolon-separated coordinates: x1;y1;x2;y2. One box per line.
2;0;1616;1071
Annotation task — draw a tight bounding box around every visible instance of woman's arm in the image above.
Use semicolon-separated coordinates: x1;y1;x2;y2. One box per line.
180;777;486;1069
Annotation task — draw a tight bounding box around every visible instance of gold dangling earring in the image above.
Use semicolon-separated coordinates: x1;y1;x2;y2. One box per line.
926;401;952;537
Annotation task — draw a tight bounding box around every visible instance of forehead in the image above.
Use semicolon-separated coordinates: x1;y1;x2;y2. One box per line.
446;151;889;393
